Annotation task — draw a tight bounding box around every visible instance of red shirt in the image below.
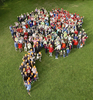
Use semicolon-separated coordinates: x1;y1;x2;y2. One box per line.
24;35;28;40
49;47;54;53
17;28;23;33
26;68;31;73
24;32;28;36
74;30;78;35
73;40;78;45
25;24;28;28
18;43;22;49
61;43;66;49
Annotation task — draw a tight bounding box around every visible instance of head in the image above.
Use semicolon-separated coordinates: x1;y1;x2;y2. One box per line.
30;49;32;51
21;63;23;66
39;52;41;55
34;66;36;69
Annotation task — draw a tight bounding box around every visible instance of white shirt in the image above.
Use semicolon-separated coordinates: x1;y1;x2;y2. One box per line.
31;67;37;74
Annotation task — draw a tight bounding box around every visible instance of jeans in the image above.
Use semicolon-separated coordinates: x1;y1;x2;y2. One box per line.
49;52;52;56
63;54;65;57
55;54;58;58
77;43;80;48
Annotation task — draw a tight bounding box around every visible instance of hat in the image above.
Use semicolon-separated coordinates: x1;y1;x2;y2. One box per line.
28;77;30;80
34;66;36;68
28;53;30;55
27;66;29;68
30;49;32;51
34;75;36;78
21;63;23;66
25;54;27;56
39;52;41;54
31;73;33;75
23;68;25;72
28;57;30;60
28;82;30;85
36;71;38;74
24;71;27;74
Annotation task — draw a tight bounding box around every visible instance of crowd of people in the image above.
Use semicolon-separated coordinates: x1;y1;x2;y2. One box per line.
19;50;42;95
9;8;88;94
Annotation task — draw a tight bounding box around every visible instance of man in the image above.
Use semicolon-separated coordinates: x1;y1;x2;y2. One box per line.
36;52;42;61
19;63;25;76
31;66;37;74
23;72;28;82
24;81;31;95
35;44;40;53
26;66;31;77
55;47;59;59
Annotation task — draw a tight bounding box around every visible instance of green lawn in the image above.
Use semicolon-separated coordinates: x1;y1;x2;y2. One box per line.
0;0;93;100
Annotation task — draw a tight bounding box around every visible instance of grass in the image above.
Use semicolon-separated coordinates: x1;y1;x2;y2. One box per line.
0;0;93;100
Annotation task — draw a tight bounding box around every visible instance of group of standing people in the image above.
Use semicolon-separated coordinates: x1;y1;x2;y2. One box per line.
19;49;42;95
9;7;88;94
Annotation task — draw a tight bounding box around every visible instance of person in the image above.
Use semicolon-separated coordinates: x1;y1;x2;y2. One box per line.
66;48;70;57
27;42;32;50
24;81;31;95
23;72;28;82
73;39;78;48
44;43;48;53
36;71;39;79
19;63;25;75
60;50;63;57
24;42;27;51
26;66;31;77
61;42;66;50
55;47;59;59
63;50;66;58
38;52;42;61
35;44;40;53
48;44;54;57
31;66;37;74
14;41;18;51
18;42;23;52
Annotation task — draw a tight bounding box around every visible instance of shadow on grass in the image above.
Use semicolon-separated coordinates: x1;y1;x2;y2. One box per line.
31;80;42;92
